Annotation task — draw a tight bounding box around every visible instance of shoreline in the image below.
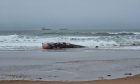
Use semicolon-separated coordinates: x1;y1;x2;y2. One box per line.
0;75;140;84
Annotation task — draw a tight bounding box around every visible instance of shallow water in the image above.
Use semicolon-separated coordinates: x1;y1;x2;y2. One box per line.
0;49;140;81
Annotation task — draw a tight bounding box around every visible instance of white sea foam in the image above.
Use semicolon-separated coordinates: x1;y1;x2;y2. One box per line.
0;34;140;50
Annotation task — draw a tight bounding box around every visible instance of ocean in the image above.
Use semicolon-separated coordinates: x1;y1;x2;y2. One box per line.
0;29;140;50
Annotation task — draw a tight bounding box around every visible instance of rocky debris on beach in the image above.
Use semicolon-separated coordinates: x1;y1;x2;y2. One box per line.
107;75;111;77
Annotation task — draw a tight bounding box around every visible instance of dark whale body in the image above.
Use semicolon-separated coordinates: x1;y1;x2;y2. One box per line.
42;42;84;49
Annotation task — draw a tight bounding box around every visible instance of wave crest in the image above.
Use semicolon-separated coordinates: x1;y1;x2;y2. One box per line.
0;32;140;50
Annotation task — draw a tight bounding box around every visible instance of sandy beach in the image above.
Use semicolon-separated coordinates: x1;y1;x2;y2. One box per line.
0;75;140;84
0;50;140;81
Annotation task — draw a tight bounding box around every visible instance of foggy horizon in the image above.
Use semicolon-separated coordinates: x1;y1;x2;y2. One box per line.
0;0;140;30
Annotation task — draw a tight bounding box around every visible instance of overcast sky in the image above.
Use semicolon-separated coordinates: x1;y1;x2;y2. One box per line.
0;0;140;30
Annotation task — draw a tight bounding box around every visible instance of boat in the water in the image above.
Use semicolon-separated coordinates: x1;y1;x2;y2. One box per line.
42;42;84;49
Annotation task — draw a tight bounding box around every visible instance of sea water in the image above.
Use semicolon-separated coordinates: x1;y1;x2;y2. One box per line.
0;29;140;50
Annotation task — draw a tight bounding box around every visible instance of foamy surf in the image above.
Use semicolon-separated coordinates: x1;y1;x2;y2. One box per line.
0;31;140;50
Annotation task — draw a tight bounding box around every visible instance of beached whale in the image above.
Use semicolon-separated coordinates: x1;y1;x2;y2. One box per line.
42;42;84;49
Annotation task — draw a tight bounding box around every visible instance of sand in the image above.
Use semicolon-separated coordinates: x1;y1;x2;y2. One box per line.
1;50;140;83
1;50;140;81
0;75;140;84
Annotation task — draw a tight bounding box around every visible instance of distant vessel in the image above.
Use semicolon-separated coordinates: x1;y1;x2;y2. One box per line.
59;28;68;30
41;27;51;30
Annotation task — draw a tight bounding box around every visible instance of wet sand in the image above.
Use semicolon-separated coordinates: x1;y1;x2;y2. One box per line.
0;50;140;81
0;75;140;84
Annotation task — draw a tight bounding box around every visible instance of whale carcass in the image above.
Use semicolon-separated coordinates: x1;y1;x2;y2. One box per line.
42;42;84;49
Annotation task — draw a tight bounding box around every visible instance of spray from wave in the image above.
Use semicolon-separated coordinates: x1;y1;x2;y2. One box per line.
0;31;140;50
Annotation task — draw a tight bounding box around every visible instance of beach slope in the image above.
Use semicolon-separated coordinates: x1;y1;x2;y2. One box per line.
0;75;140;84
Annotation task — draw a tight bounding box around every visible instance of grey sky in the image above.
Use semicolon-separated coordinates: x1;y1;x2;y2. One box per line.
0;0;140;30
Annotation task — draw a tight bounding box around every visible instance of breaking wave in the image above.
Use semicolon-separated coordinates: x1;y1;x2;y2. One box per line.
42;31;140;36
0;31;140;50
